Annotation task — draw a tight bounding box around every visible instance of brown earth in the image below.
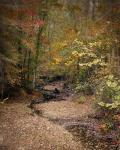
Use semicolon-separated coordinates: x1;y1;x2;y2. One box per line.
0;82;94;150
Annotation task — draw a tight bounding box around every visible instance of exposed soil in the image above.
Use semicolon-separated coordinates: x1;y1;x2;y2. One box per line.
0;81;120;150
0;101;83;150
0;81;88;150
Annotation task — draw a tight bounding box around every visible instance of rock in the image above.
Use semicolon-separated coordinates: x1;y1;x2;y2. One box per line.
42;91;57;101
54;88;60;94
28;99;43;109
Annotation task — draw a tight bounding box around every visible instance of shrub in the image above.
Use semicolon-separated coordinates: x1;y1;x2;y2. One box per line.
78;96;86;104
75;82;93;95
96;75;120;111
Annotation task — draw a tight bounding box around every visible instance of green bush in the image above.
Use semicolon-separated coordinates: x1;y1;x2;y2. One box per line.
96;75;120;110
77;96;86;104
75;82;93;95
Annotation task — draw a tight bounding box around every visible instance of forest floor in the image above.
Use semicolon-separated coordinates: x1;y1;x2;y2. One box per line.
0;81;119;150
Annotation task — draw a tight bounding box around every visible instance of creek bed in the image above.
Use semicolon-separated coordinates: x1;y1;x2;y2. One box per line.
32;81;120;150
65;119;120;150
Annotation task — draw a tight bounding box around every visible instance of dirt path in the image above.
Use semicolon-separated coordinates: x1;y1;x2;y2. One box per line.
34;97;94;126
0;82;94;150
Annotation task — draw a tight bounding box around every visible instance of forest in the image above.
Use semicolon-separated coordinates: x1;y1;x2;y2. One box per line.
0;0;120;150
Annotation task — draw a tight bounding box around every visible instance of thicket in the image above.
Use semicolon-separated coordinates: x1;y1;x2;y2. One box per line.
43;0;120;114
0;0;120;113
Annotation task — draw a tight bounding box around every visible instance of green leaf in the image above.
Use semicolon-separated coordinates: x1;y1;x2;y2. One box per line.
98;102;105;107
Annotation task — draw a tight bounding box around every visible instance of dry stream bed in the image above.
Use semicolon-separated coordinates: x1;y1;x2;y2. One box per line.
0;81;120;150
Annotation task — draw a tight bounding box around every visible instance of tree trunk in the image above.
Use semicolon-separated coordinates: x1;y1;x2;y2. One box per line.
22;49;27;86
0;62;5;100
89;0;95;20
27;50;31;87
